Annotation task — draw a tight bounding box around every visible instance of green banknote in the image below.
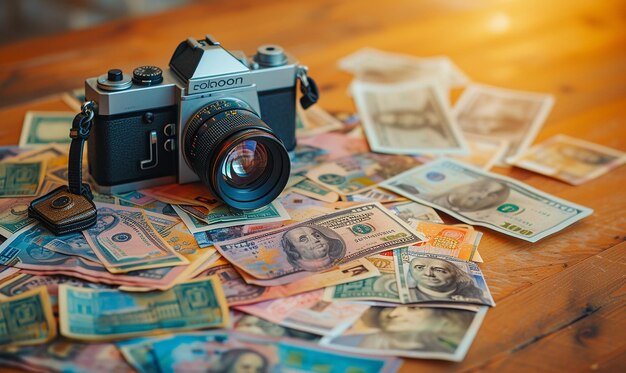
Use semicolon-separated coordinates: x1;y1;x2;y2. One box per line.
0;286;56;347
59;276;229;341
19;111;74;147
381;158;593;242
0;162;44;197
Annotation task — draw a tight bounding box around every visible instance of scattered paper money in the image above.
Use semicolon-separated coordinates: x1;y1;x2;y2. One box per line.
306;153;421;195
231;311;320;341
235;289;370;336
0;287;56;347
381;158;593;242
0;197;37;237
82;204;188;273
19;111;75;147
351;80;469;155
296;105;345;137
454;84;554;163
386;201;444;226
509;134;626;185
215;203;424;285
118;331;402;373
321;305;487;362
59;277;229;341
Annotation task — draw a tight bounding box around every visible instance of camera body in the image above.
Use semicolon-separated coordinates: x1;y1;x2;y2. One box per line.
85;35;306;196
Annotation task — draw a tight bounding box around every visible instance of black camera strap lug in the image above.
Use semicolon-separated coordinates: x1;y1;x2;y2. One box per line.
297;65;319;109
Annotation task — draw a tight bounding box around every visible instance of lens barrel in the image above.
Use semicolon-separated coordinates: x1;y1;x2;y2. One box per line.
184;99;291;210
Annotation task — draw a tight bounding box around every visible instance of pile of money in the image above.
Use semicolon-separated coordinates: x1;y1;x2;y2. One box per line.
0;46;617;371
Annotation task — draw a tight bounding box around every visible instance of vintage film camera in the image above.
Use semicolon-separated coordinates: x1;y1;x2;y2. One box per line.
85;35;318;209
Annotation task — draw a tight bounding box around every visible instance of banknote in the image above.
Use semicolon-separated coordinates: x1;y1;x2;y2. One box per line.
386;200;444;226
324;251;402;304
231;311;320;341
394;250;494;306
202;257;379;305
0;337;133;373
306;153;421;195
344;187;406;203
59;276;229;341
118;198;177;217
0;161;45;197
351;80;469;155
339;47;469;89
140;182;223;209
0;224;188;289
11;144;67;165
0;273;109;312
450;134;509;170
234;289;370;336
113;191;155;206
0;264;20;282
19;111;75;147
192;221;283;248
381;158;593;242
289;144;329;174
82;203;188;273
0;197;37;237
321;305;487;362
289;178;340;202
0;287;56;347
173;201;290;234
296;105;344;137
215;203;424;285
509;134;626;185
453;84;554;163
412;221;482;261
119;332;402;373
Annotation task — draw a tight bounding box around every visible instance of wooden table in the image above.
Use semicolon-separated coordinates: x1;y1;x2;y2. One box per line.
1;0;624;371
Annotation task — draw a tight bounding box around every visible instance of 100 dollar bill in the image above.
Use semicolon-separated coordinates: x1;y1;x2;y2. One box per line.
380;159;592;242
215;203;424;285
59;276;229;341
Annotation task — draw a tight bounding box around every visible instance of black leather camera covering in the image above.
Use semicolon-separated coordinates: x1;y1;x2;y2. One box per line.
258;86;297;151
88;106;177;186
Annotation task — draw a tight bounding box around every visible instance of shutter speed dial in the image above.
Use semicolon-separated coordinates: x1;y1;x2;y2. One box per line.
132;66;163;86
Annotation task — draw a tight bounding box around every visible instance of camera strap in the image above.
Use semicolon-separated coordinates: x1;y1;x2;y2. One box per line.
297;67;319;109
27;101;98;235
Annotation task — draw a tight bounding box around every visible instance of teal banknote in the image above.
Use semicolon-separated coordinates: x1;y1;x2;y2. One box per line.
19;111;74;147
0;161;44;197
59;277;229;341
0;287;56;347
381;158;593;242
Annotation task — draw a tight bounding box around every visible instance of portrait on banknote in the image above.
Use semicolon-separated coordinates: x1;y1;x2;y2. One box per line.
430;178;510;212
351;81;468;155
323;305;483;360
454;84;554;161
281;225;346;271
407;256;488;304
207;347;270;373
233;314;320;341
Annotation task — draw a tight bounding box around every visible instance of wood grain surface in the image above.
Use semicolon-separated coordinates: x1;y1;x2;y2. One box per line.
0;0;625;371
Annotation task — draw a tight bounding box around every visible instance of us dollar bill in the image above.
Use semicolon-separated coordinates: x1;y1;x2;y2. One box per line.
0;287;56;347
394;249;495;307
0;197;37;237
381;158;593;242
19;111;75;147
59;276;229;341
82;204;188;273
351;80;469;155
215;203;425;285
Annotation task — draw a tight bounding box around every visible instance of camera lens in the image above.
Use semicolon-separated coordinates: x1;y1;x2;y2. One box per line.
222;140;268;188
183;99;291;210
